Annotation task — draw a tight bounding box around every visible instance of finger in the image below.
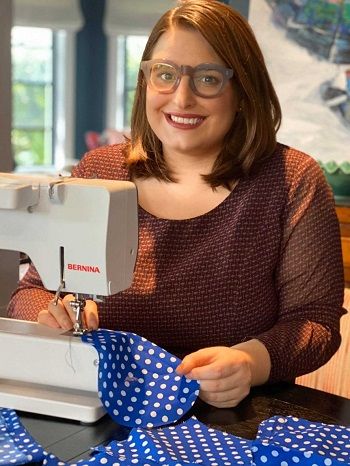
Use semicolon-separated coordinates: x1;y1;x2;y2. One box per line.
48;298;74;330
198;367;252;392
199;374;237;393
62;294;78;323
37;309;61;328
84;300;99;329
177;348;219;375
183;359;238;381
199;384;250;406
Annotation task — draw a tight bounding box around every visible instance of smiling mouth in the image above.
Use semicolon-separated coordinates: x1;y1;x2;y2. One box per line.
166;113;205;128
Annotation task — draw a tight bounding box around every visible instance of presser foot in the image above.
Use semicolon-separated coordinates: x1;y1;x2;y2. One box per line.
70;294;89;337
72;323;91;336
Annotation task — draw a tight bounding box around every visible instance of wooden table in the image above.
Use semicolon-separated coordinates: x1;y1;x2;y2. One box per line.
336;204;350;286
19;382;350;463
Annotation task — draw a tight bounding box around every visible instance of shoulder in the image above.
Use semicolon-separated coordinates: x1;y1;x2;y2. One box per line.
262;143;328;193
72;143;130;181
278;143;323;176
268;144;335;217
248;143;334;215
265;143;322;175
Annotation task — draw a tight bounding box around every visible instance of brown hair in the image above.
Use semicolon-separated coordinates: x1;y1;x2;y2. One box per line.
125;0;282;188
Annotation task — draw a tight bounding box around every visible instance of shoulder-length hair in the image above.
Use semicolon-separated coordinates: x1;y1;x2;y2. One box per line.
125;0;282;189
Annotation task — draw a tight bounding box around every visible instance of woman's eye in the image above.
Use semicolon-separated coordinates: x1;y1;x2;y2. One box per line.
152;65;177;83
205;75;217;83
160;72;176;82
196;73;221;86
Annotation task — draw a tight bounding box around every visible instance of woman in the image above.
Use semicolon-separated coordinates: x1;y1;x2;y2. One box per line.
8;0;345;408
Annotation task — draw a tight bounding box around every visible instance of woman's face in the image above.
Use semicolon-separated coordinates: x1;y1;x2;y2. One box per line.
145;26;238;161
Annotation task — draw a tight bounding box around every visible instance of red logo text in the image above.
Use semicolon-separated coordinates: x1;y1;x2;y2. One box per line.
67;263;101;273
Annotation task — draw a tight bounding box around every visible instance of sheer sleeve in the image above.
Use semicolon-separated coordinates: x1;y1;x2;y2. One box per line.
255;157;346;382
7;264;54;321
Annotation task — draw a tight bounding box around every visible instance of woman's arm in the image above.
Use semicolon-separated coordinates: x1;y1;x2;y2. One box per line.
178;154;346;406
255;156;345;382
7;264;54;321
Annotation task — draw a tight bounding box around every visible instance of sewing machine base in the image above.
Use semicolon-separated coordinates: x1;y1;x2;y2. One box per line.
0;318;105;424
0;379;105;424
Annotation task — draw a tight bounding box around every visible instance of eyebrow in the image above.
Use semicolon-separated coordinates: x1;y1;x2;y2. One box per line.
151;59;226;67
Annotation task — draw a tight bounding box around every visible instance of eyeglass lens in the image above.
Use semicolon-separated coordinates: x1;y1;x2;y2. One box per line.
148;62;227;97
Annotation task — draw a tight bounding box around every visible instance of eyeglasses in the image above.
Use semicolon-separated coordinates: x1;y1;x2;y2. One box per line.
140;60;234;98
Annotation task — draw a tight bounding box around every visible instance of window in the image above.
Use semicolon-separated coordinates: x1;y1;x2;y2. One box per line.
12;26;54;168
11;0;83;171
124;35;148;127
104;0;174;131
107;35;148;130
11;27;76;171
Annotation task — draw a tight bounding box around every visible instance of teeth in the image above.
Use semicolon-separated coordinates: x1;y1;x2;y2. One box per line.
170;115;202;125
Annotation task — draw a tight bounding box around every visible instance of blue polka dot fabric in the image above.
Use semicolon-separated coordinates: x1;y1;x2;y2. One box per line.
2;332;350;466
253;415;350;466
81;329;200;428
0;408;46;465
94;415;253;465
1;408;350;466
251;441;346;466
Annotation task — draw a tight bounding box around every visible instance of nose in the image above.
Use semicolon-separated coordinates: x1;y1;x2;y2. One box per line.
172;75;196;108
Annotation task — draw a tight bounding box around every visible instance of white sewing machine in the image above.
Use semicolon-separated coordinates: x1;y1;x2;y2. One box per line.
0;172;138;423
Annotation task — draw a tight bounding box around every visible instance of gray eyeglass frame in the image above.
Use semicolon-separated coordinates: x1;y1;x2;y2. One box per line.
140;59;234;98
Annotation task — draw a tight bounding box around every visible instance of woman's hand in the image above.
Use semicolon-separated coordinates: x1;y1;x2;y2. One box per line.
176;346;252;408
176;340;271;408
37;294;99;330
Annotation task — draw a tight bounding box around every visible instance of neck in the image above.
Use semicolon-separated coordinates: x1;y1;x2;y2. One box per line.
163;149;218;182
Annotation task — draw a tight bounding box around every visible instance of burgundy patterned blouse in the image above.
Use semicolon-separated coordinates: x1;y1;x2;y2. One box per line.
7;143;346;382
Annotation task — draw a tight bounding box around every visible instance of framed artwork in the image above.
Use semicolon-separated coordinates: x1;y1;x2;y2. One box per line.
249;0;350;165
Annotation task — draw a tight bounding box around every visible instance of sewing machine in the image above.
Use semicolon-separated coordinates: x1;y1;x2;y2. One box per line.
0;172;138;423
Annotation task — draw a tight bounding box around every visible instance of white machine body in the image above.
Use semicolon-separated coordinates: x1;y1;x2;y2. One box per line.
0;172;138;295
0;318;103;423
0;172;139;422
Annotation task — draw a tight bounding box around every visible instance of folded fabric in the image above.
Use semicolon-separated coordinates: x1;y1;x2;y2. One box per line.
255;415;350;465
95;415;253;466
82;330;200;428
251;440;347;466
0;408;46;465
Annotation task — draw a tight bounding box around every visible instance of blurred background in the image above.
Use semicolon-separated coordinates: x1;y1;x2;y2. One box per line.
0;0;248;174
